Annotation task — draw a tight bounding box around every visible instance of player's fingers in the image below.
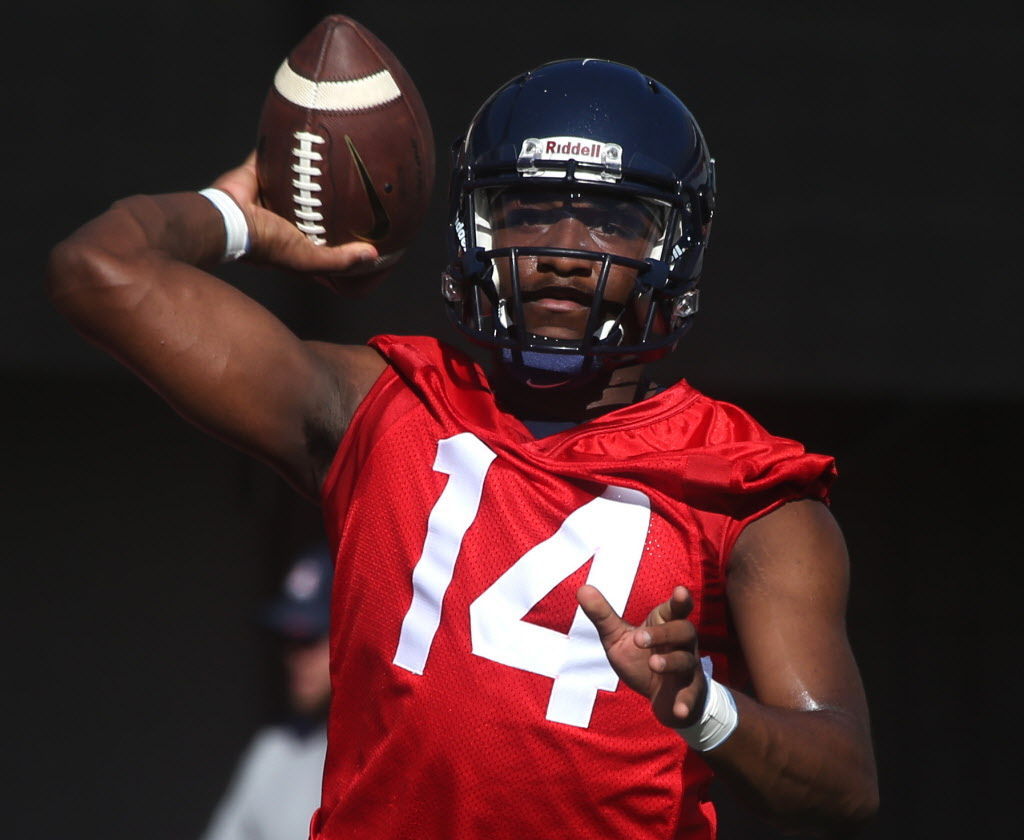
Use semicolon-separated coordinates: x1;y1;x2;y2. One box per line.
294;241;379;273
638;619;697;652
647;586;694;627
577;584;631;645
647;649;699;676
672;683;706;724
275;240;378;274
211;154;260;205
666;586;693;620
250;210;378;271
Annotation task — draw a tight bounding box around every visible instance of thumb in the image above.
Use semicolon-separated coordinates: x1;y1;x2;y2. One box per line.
210;151;259;208
577;584;633;648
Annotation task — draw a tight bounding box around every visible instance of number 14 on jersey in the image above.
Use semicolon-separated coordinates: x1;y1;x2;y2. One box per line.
393;432;652;728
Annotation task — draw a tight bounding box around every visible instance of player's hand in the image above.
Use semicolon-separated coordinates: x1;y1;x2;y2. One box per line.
211;152;379;275
577;584;707;728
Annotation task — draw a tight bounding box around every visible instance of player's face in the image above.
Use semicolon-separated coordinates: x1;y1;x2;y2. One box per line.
487;189;664;343
283;636;332;716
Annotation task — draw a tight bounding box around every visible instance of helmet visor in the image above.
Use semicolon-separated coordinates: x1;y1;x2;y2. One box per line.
474;187;669;261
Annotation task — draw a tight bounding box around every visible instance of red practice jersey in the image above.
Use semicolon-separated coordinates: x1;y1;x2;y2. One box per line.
314;336;835;840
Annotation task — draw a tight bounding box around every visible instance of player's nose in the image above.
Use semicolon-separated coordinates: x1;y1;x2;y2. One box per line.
537;217;595;277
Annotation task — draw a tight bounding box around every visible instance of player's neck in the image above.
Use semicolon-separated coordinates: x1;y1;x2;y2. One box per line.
491;362;655;422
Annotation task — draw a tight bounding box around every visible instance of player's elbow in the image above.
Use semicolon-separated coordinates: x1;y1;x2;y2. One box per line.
47;212;146;322
47;236;99;305
765;798;879;839
821;780;880;838
747;745;879;838
781;768;880;838
839;736;880;828
787;716;880;835
842;771;880;833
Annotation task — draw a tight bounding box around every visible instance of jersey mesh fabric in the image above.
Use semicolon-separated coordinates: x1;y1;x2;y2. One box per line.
313;335;835;840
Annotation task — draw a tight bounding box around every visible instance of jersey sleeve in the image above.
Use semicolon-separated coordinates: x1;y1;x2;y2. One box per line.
687;397;836;565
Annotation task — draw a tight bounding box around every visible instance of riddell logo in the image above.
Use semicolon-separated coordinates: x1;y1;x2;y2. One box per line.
545;139;602;157
518;136;623;181
522;136;619;162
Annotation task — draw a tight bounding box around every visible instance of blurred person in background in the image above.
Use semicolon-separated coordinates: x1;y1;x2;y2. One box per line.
201;545;333;840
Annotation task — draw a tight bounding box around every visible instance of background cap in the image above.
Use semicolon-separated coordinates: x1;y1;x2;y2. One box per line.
262;543;333;640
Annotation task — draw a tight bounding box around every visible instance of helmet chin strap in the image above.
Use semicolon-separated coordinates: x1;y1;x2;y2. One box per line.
499;347;597;388
497;326;623;389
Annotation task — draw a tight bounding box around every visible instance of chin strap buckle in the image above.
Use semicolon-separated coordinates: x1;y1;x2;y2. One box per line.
460;247;487;280
639;259;670;290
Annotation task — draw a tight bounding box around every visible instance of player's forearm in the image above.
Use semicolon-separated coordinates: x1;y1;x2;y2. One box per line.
703;691;878;836
44;191;260;391
46;192;225;316
45;191;310;475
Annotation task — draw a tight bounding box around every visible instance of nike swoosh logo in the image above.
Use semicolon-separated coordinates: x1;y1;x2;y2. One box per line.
345;135;391;243
525;376;572;389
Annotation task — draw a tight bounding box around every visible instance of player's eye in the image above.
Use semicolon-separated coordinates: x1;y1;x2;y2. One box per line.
597;219;634;237
578;208;647;240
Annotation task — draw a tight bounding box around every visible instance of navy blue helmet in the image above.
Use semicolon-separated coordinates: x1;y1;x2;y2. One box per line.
442;58;716;383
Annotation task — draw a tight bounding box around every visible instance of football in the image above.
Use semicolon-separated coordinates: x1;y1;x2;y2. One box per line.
256;15;435;292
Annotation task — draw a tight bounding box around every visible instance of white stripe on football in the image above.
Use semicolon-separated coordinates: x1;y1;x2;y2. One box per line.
273;62;401;112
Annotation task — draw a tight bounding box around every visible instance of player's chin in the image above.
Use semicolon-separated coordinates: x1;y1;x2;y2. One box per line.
522;307;593;341
522;301;632;342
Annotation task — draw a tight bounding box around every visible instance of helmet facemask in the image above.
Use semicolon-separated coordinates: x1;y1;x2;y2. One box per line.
445;182;703;383
484;186;668;339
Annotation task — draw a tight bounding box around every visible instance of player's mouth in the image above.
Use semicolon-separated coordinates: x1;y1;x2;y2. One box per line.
521;284;594;312
521;284;627;320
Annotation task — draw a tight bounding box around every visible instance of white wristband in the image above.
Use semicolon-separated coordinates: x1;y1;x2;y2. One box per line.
676;677;738;752
198;187;250;262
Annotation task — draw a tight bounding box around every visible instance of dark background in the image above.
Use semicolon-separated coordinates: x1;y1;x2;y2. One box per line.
5;1;1021;837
